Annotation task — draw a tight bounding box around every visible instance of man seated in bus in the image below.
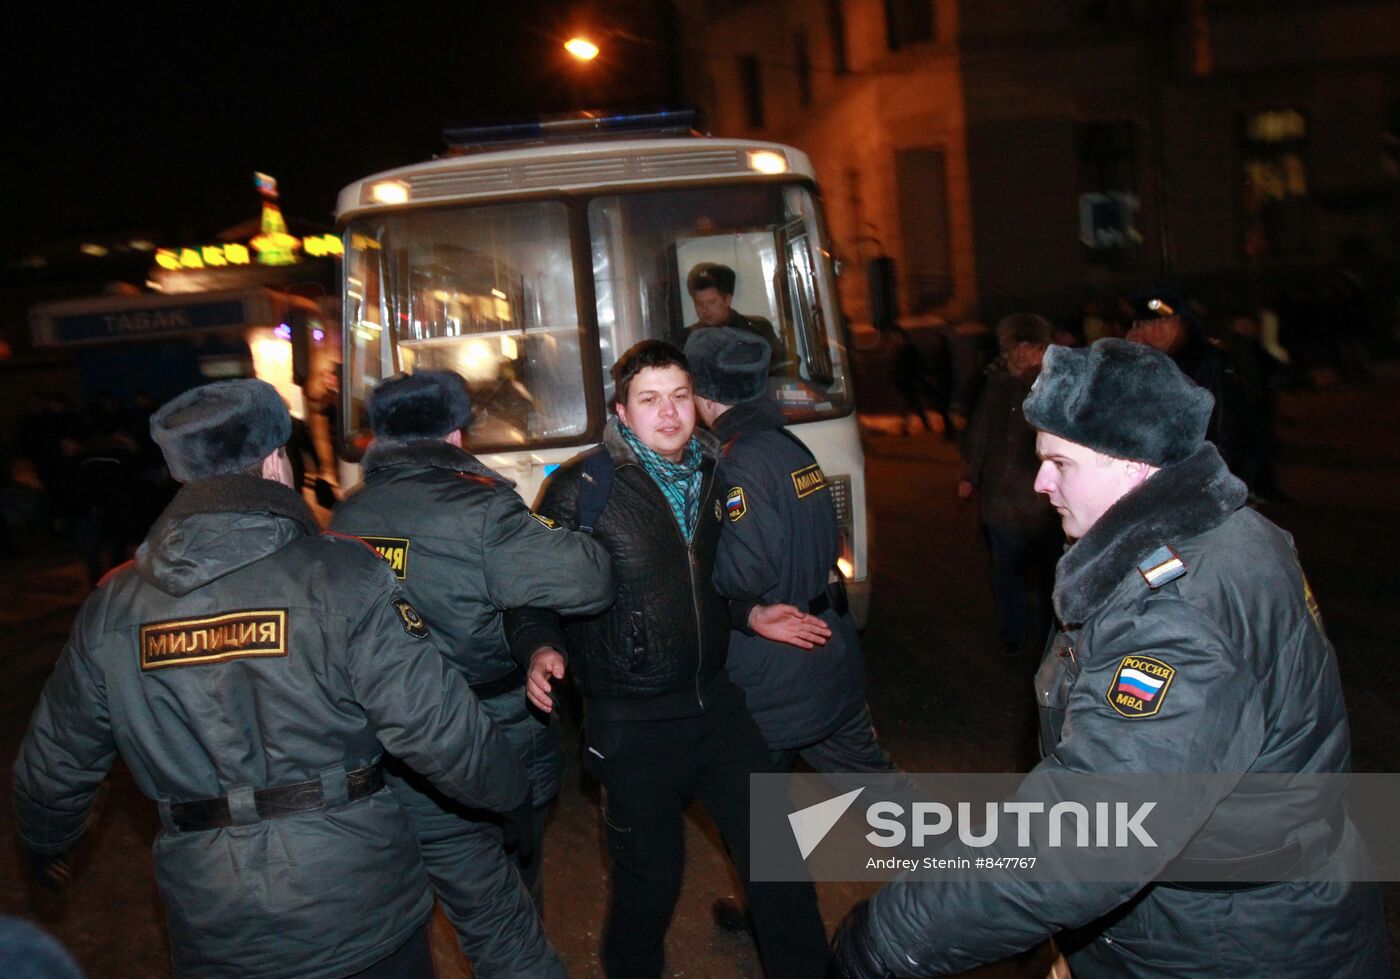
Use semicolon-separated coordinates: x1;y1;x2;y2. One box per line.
685;262;786;368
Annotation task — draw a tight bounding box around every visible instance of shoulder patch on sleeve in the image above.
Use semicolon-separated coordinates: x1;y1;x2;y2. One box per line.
790;462;827;499
725;486;748;522
392;599;430;639
1137;546;1186;589
1106;655;1176;718
530;512;559;530
1302;575;1323;630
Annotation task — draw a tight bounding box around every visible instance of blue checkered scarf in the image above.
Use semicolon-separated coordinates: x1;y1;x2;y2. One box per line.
619;421;704;541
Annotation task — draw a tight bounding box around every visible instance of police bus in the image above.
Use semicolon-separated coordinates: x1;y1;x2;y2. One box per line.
334;111;870;624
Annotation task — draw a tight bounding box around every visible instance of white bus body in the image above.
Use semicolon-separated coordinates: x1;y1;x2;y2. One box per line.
334;115;869;624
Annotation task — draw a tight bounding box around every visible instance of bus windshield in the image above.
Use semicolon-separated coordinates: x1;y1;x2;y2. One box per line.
343;182;851;456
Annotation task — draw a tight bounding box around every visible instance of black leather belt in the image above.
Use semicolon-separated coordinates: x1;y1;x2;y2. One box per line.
806;579;849;617
168;764;383;832
470;666;526;700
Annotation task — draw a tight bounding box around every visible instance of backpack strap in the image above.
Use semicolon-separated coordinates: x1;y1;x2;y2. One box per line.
576;445;615;534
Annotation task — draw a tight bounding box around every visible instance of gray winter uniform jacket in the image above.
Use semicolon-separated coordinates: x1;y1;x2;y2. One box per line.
331;438;615;803
710;398;864;748
13;475;526;979
842;444;1389;978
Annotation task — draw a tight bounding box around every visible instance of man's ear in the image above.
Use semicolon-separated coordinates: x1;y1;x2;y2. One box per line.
1123;458;1158;488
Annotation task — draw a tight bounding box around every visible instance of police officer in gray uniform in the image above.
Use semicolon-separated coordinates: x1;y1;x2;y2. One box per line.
685;328;891;774
332;370;615;977
14;379;527;979
830;340;1389;978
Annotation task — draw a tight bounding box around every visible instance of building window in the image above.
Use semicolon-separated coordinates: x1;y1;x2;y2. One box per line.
895;147;953;311
1242;109;1308;257
885;0;935;51
795;32;812;106
740;55;764;130
826;0;849;74
1076;121;1142;262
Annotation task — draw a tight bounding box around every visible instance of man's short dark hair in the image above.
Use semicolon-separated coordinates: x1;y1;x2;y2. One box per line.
612;340;689;407
686;263;736;297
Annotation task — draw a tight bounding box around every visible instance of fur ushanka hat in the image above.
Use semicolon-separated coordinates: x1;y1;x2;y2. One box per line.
150;379;291;482
1022;338;1213;467
369;370;473;440
684;327;770;404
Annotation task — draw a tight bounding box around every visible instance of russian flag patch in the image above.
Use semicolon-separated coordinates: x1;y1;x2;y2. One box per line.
1107;655;1176;718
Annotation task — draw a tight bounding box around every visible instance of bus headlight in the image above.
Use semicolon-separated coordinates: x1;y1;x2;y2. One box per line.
746;150;789;175
366;180;411;205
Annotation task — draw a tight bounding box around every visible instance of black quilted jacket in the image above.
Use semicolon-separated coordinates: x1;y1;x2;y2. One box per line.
506;418;733;720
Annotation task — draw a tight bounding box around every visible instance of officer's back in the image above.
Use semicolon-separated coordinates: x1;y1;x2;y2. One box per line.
14;379;525;979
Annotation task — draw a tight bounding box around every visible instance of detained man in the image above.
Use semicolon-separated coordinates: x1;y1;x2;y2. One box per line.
506;340;829;979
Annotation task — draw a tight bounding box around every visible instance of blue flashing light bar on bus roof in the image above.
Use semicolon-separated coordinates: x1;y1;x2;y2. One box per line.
442;110;697;151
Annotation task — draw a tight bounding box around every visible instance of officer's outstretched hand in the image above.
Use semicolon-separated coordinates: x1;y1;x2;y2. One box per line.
527;647;567;713
749;604;832;650
829;900;893;979
26;850;74;892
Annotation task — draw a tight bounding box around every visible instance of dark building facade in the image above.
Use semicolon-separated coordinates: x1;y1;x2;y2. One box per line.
679;0;1400;328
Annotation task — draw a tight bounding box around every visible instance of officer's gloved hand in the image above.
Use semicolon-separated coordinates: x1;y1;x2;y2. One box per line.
26;850;74;892
501;793;536;866
829;900;893;979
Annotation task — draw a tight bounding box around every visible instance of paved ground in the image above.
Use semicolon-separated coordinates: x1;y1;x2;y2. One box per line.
1;367;1397;977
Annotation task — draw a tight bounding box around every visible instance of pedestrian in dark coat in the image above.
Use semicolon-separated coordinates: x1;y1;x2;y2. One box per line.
14;379;527;979
333;370;616;977
830;340;1389;978
958;313;1060;654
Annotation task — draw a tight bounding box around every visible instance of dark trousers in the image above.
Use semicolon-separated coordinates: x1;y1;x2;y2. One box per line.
984;523;1059;649
585;684;829;979
384;764;564;978
342;921;432;979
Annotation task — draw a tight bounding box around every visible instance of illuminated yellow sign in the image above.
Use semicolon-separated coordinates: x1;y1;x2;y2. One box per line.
250;230;301;267
153;234;340;272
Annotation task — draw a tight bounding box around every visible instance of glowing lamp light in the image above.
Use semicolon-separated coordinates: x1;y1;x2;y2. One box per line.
155;249;182;271
837;556;854;580
79;243;109;257
747;150;789;175
565;37;600;61
274;323;292;340
370;180;411;205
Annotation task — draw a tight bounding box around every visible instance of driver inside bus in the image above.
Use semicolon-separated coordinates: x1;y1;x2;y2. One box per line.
685;262;786;370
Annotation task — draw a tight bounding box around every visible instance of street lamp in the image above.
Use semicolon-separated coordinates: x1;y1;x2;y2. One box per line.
564;37;600;61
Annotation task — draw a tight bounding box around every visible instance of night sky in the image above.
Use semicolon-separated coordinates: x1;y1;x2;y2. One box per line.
5;2;673;253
